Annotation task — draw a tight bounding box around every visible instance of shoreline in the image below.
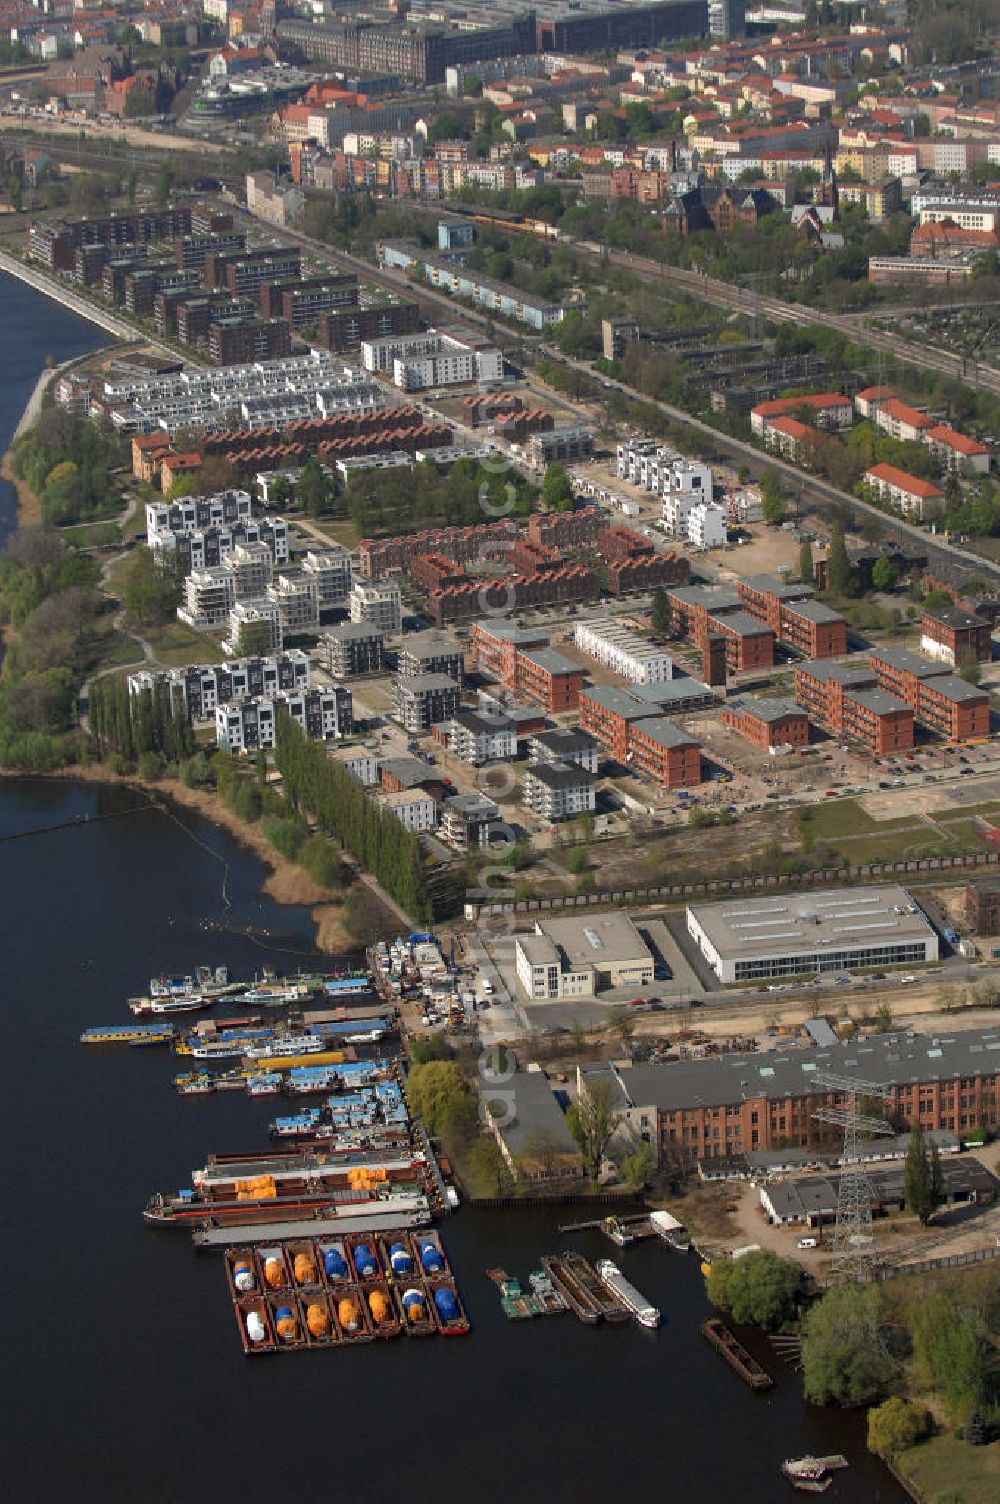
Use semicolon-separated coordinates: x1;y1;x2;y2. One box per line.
2;764;358;955
1;449;40;529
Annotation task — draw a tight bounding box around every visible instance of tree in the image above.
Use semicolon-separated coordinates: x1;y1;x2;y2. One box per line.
469;1133;514;1196
799;537;814;584
909;1293;989;1424
567;846;589;875
154;162;174;204
406;1060;469;1134
566;1079;621;1179
650;585;670;638
706;1250;801;1331
958;655;982;685
619;1139;654;1191
607;1006;635;1051
801;1285;896;1407
904;1120;940;1225
867;1398;931;1457
542;462;574;512
236;619;274;657
874;1002;893;1032
826;523;853;597
519;1128;570;1180
871;557;898;593
120;546;178;626
762;489;787;526
296;457;331;517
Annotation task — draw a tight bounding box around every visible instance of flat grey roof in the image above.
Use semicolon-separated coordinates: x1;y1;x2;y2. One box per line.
519;646;581;676
400;628;462;656
525;759;595;790
473;619;549;644
870;646;947;678
713;609;774;638
498;1070;580;1159
443;791;498;817
669;585;742;612
379;755;439;787
530;728;598;751
580;684;649;720
452;708;514;734
396;672;461;693
630;716;697;749
730;695;804;723
632;677;718;706
788;599;846;625
799;660;875;687
689;884;935;965
580;1025;1000;1113
537;912;650;970
923;605;989;630
765;1157;996;1221
804;1017;838;1047
743;573;811;600
923;673;988;704
848;688;911;715
323;622;385;642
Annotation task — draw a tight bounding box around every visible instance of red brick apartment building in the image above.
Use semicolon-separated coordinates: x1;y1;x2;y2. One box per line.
358;520;518;578
966;876;1000;934
664;585;776;672
577;686;701;788
736;574;848;658
627;718;701;787
409;552;467;592
581;1028;1000;1169
920;606;992;666
794;661;914;753
723;696;810;750
469;622;583;712
526;507;604;550
607;552;689;596
869;647;990;741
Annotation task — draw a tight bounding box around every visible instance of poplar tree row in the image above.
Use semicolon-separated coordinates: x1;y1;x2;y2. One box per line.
275;713;433;924
89;675;195;764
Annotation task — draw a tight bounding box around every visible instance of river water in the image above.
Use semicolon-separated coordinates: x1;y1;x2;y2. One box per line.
1;276;907;1503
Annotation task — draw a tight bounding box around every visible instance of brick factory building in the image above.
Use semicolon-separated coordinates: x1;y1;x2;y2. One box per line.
723;696;810;750
580;1024;999;1170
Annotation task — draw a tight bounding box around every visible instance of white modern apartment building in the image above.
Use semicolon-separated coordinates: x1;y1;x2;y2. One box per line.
129;651;309;721
522;761;596;823
216;686;353;753
361;328;502;391
350;578;402;635
441;708;517;765
223;599;283;656
687;501;727;550
145;490;253;545
267;574;320;636
229;541;274;598
375;789;438;832
329;746;380;786
301;547;353;612
179;566;236;631
574;617;673;685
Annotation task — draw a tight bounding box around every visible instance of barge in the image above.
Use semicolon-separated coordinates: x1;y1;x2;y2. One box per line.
540;1254;601;1325
487;1268;540;1321
561;1252;630;1325
190;1194;431;1248
528;1269;568;1315
594;1259;660;1329
701;1317;773;1390
81;1023;175;1045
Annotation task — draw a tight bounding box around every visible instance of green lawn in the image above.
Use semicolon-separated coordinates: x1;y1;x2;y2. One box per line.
896;1433;1000;1504
838;830;968;865
148;621;224;668
302;517;360;548
800;799;880;838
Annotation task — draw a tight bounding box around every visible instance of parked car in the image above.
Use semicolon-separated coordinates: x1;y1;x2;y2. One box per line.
797;1237;818;1250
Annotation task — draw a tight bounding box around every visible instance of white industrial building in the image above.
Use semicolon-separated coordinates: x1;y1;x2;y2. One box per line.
686;885;939;984
574;617;673;685
514;913;655;1000
350;578;402;635
361;328;502;391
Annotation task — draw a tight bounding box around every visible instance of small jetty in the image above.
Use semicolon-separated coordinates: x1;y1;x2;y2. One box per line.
701;1317;774;1390
781;1456;848;1493
558;1214;656;1246
487;1268;540;1321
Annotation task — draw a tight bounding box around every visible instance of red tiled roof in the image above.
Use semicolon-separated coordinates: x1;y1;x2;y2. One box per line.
865;462;943;498
926;425;989;457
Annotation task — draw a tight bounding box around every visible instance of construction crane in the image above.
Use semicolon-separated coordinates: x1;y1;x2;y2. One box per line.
812;1069;895;1283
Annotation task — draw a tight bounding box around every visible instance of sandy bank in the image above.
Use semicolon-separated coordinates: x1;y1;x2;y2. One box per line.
1;452;40;529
